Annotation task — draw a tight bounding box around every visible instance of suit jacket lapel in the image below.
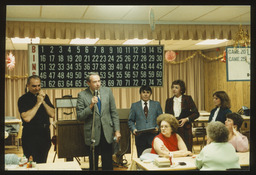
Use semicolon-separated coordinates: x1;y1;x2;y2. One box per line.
181;95;185;109
84;88;93;104
148;100;153;117
97;88;105;115
217;108;223;120
137;101;145;117
177;95;185;118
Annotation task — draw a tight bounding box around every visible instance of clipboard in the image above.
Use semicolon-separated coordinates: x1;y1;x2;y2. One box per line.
135;127;156;134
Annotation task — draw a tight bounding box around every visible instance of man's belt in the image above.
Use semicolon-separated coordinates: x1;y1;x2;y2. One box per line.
23;124;50;128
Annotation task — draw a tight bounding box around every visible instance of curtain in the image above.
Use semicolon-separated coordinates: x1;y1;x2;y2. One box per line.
6;21;250;40
5;50;205;119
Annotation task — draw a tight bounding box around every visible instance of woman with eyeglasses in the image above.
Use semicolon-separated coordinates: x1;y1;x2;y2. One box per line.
150;114;193;158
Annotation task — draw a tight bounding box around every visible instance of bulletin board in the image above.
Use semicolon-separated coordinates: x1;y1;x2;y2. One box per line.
226;47;250;81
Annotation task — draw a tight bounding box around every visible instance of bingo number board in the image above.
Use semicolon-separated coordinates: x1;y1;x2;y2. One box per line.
28;45;164;88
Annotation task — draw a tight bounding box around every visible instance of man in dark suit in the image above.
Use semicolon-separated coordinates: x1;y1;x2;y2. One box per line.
128;85;163;157
76;72;121;170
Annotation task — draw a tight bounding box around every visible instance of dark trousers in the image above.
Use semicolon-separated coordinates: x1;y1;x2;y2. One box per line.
22;126;51;163
178;125;193;151
87;127;113;171
135;132;156;157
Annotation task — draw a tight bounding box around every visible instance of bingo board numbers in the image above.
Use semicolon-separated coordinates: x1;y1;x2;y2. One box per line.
28;45;164;88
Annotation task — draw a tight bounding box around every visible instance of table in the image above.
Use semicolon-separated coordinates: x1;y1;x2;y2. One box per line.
5;118;22;147
132;156;197;171
5;118;22;125
131;152;249;171
5;161;82;171
194;115;250;123
237;152;249;167
194;115;250;136
199;111;210;116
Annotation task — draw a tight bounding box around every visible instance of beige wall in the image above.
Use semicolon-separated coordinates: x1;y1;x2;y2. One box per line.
204;47;250;113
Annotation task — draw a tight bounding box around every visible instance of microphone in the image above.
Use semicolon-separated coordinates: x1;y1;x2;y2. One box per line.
94;90;98;97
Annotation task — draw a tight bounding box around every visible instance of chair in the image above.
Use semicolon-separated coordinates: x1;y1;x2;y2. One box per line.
15;123;23;151
141;148;152;155
51;135;57;162
192;123;206;151
8;122;22;150
135;148;153;170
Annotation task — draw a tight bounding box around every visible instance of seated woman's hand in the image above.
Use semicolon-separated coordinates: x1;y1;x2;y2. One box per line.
186;151;194;156
180;150;193;157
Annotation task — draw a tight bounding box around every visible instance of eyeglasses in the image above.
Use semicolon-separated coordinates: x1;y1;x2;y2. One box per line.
160;125;170;129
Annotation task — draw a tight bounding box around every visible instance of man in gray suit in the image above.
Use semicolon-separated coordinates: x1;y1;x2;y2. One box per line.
128;85;163;157
76;72;121;170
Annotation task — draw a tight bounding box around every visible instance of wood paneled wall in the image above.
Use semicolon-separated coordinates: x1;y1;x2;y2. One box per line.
204;47;250;113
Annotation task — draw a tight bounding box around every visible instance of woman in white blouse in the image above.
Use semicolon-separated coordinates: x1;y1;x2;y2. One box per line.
208;91;232;124
165;80;199;151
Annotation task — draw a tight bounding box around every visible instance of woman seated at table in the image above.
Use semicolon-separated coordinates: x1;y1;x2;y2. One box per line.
150;114;192;158
225;113;249;152
195;121;240;170
208;91;232;123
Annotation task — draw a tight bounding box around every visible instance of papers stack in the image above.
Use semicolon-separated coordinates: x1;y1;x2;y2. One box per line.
154;157;170;167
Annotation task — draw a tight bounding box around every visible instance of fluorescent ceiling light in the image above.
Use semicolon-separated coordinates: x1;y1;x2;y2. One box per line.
11;37;40;44
196;39;228;45
123;39;152;45
11;37;31;44
31;37;40;44
70;38;99;44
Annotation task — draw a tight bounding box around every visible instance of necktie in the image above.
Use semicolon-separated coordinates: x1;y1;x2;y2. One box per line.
97;97;101;113
144;102;148;117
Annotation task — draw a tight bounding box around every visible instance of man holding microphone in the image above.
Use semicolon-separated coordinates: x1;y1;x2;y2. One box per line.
76;72;121;170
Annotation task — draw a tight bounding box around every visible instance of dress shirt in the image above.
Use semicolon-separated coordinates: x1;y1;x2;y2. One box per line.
141;100;150;110
211;107;220;122
173;96;182;117
90;88;100;99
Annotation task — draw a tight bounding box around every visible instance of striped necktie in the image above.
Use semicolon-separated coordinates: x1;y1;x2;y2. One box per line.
144;102;148;117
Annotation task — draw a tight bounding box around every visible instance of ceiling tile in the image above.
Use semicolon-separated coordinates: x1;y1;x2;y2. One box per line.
122;6;151;21
84;6;133;20
160;6;219;22
195;6;250;22
7;5;41;19
42;6;88;19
